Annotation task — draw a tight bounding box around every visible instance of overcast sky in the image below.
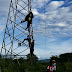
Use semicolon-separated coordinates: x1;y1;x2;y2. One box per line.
0;0;72;59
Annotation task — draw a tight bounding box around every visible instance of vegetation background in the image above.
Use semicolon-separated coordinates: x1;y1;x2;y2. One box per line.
0;53;72;72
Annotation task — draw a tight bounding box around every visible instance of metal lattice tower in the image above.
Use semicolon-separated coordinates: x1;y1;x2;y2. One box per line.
1;0;34;58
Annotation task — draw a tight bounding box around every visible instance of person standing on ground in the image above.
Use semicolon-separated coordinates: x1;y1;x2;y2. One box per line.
52;60;56;72
46;59;54;72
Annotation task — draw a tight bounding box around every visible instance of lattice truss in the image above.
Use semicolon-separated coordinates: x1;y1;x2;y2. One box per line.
1;0;33;57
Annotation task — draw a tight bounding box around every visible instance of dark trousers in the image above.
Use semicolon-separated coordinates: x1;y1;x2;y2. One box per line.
30;47;34;56
27;21;32;29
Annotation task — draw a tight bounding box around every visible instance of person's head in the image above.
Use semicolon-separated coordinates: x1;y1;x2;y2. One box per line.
30;13;32;17
29;11;33;16
52;60;56;63
29;11;32;14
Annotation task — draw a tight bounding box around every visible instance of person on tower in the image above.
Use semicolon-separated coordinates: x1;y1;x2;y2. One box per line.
22;34;32;47
21;11;34;30
30;40;34;56
46;59;54;72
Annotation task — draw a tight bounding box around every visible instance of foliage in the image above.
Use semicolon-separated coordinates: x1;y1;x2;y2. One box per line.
1;53;72;72
51;53;72;72
26;53;38;62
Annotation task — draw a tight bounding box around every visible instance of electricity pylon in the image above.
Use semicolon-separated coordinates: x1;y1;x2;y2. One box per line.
1;0;34;59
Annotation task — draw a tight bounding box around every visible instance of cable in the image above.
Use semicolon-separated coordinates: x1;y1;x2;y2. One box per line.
44;0;46;49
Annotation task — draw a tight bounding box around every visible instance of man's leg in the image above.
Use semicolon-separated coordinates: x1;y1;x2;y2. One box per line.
22;38;28;43
25;22;30;30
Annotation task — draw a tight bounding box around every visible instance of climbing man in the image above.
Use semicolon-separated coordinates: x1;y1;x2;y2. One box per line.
22;34;32;47
18;34;32;47
46;59;54;72
21;11;34;30
30;40;34;56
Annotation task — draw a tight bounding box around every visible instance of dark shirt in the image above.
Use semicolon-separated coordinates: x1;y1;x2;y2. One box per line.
25;12;34;22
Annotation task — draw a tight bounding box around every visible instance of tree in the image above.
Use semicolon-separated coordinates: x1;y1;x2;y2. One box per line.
50;55;58;61
26;53;38;62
